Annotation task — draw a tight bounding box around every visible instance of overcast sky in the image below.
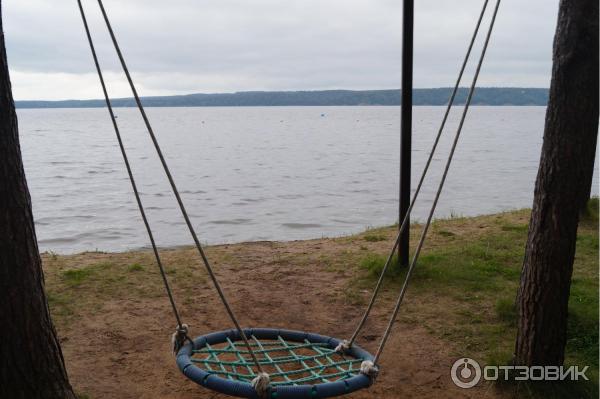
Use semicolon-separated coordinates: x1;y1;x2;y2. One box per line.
3;0;559;100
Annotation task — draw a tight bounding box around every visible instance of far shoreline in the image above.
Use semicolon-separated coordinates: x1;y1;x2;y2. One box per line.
15;87;549;109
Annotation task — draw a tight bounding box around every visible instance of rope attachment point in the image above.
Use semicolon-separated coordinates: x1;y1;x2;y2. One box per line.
360;360;379;380
172;323;189;354
334;339;351;354
251;372;271;399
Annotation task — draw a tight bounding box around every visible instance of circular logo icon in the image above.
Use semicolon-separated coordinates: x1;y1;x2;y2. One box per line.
451;358;481;388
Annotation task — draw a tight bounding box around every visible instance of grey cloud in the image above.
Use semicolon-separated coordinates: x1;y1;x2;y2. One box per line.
3;0;558;100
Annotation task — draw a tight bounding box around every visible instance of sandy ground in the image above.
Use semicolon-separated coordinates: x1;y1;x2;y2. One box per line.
45;228;508;399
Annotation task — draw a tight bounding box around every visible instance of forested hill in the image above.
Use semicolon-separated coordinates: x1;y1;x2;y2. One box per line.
15;88;548;108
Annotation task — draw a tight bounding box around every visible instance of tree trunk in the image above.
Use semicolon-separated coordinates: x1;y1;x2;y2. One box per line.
515;0;599;366
0;3;77;398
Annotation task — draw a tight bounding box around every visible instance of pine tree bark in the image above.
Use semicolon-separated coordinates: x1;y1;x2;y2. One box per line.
0;3;77;398
515;0;599;366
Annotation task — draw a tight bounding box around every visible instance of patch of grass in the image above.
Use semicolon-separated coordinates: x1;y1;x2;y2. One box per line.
46;291;75;319
352;209;598;395
342;285;365;305
62;268;94;286
360;252;400;278
566;278;599;371
127;263;144;272
363;233;387;242
501;223;529;233
576;234;599;252
495;297;517;326
494;377;598;399
582;196;599;221
437;230;456;237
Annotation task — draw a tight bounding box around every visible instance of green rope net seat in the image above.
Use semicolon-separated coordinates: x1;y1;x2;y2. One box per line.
176;328;375;399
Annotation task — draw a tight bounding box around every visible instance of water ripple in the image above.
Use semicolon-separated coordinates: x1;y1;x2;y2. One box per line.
17;106;595;254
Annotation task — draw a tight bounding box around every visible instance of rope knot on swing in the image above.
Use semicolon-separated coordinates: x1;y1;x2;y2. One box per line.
172;323;189;354
251;372;271;399
359;361;379;380
334;339;351;354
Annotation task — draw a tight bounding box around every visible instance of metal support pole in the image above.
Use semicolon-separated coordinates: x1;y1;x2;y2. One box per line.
399;0;413;266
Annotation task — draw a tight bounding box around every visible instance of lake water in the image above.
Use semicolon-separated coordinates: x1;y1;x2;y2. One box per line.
18;106;598;254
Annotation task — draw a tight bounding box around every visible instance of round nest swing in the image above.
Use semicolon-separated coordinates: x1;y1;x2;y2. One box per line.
177;328;374;399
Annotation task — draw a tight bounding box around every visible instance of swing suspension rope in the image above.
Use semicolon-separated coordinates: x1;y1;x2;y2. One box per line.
340;0;502;364
76;0;501;395
76;0;266;375
340;0;502;361
75;0;184;332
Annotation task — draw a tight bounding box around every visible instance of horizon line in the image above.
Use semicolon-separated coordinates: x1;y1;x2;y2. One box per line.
14;87;550;103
